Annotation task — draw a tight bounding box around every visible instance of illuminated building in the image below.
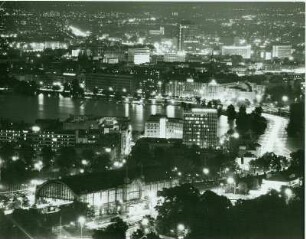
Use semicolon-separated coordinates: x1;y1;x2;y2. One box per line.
178;22;198;53
221;45;252;59
35;168;179;217
0;129;76;150
164;53;186;62
64;115;132;156
272;45;292;59
85;73;135;93
145;115;183;139
128;48;151;65
183;108;218;148
149;27;164;35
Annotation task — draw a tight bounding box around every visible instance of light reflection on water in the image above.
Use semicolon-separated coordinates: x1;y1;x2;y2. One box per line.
1;95;232;137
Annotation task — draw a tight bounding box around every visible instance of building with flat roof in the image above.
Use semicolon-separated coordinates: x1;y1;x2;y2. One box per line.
183;108;218;148
221;45;251;59
145;115;183;139
85;73;135;93
128;48;151;65
272;45;292;59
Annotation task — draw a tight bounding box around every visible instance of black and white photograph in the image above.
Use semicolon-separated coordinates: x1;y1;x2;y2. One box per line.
0;1;304;239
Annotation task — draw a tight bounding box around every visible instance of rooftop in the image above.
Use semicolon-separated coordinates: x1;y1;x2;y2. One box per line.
53;166;173;195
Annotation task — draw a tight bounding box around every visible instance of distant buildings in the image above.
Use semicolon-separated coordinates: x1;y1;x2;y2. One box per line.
163;53;186;62
0;116;132;156
0;128;76;151
85;73;135;93
128;48;151;65
183;108;218;148
144;115;183;139
22;41;68;52
64;115;132;156
165;79;265;103
178;22;199;53
221;45;252;59
272;45;292;59
149;27;165;36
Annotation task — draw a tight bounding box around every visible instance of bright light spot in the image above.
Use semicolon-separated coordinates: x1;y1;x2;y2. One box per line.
32;126;40;132
282;95;289;102
81;160;88;165
12;156;19;161
34;161;43;171
105;148;111;153
177;224;185;231
209;79;217;86
203;168;210;175
69;26;90;37
232;132;239;139
285;188;293;198
141;218;149;226
227;177;235;184
78;216;86;225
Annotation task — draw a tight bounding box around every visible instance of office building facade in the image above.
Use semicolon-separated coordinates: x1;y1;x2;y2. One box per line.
272;45;292;59
183;108;218;148
145;115;183;139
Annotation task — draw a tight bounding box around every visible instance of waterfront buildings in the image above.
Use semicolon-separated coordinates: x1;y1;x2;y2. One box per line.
183;108;218;148
165;79;265;103
85;73;135;93
144;115;183;139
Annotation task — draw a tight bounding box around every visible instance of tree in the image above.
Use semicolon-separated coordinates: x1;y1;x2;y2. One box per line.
0;142;15;163
41;146;55;169
56;147;79;170
236;105;250;133
288;150;304;176
287;102;305;137
19;143;35;169
250;152;289;173
91;154;111;171
226;104;237;121
92;217;128;239
155;184;200;237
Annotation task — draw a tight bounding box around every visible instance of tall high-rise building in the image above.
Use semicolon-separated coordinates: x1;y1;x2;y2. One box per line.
272;45;292;59
178;22;198;53
221;45;252;59
183;108;218;148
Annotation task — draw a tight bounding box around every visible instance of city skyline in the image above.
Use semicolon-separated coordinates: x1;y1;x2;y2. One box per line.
0;1;304;239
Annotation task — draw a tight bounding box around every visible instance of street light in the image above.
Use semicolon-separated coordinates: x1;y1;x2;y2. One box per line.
177;224;185;231
227;177;235;184
282;95;289;102
284;188;293;198
232;132;239;139
78;216;86;239
177;224;187;239
227;177;236;194
203;168;209;175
